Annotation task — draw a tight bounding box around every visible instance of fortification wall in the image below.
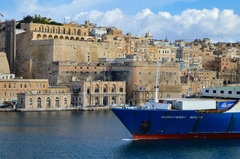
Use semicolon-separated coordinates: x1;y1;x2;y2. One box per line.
0;33;5;52
0;52;10;74
52;40;117;62
15;38;117;79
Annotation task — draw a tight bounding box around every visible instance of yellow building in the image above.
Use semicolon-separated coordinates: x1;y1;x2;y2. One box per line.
17;87;71;110
0;79;49;104
20;21;96;42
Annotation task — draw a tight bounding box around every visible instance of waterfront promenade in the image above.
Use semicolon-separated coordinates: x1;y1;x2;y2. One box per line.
0;106;111;112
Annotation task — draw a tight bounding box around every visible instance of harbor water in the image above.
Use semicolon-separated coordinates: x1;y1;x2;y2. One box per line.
0;111;240;159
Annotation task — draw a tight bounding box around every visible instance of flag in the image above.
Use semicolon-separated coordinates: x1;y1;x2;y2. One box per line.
0;13;4;17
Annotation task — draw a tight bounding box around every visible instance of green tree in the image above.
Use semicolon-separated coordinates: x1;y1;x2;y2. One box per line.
20;14;62;25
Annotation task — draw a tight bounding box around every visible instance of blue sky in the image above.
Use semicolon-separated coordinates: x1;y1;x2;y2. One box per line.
1;0;240;41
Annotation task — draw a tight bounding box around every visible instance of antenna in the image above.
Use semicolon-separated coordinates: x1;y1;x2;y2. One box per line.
154;61;160;103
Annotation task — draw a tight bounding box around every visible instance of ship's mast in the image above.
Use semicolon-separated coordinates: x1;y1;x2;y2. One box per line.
154;61;160;103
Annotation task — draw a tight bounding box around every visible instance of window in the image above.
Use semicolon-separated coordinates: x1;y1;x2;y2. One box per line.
220;90;224;94
37;97;41;108
64;97;67;105
213;90;216;93
120;88;123;92
237;91;240;95
29;84;31;88
46;97;51;107
9;84;11;88
29;98;32;106
55;97;60;107
4;84;6;88
95;85;99;93
228;91;232;94
87;88;90;94
206;90;209;93
112;85;116;92
104;85;108;92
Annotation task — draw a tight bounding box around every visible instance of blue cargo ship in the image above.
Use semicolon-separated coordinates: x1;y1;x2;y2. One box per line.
112;62;240;139
112;100;240;139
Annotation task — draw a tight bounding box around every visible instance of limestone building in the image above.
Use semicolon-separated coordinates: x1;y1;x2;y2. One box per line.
70;81;126;107
17;87;71;110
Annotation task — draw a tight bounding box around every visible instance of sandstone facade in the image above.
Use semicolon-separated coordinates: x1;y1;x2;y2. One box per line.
71;81;126;107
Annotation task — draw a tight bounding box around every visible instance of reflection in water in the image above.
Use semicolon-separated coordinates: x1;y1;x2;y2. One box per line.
0;111;240;159
115;138;240;159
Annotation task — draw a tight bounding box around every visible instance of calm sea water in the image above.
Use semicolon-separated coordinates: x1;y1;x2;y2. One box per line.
0;111;240;159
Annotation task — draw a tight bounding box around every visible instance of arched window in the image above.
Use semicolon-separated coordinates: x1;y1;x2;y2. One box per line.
112;84;116;92
55;97;60;107
57;27;60;33
45;26;49;32
43;34;47;39
77;29;81;35
103;84;108;92
68;28;71;34
95;84;99;93
64;97;67;105
46;97;51;107
87;88;90;94
37;97;41;108
37;34;41;39
29;98;32;106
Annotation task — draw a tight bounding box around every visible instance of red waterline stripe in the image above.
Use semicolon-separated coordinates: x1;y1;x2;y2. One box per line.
133;134;240;139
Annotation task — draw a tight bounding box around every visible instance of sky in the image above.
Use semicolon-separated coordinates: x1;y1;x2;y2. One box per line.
1;0;240;42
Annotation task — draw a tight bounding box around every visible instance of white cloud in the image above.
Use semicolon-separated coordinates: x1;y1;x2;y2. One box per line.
10;0;240;42
73;8;240;42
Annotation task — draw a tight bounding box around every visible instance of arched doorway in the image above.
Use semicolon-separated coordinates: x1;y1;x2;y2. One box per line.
103;97;108;106
37;97;41;108
46;97;51;107
55;97;60;107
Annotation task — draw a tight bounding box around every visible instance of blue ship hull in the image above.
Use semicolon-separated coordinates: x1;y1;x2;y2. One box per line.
112;108;240;139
